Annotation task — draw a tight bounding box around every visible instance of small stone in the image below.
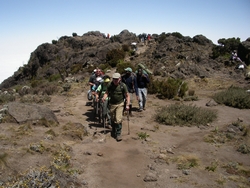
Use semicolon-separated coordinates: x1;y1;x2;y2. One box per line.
183;169;191;175
170;174;178;179
143;173;157;182
84;151;92;155
167;148;174;154
97;152;103;156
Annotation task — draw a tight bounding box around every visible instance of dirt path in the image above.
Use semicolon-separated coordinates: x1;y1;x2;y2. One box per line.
0;83;250;188
48;86;250;188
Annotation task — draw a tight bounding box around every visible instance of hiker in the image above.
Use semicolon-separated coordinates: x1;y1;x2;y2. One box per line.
131;42;137;51
95;75;111;128
136;68;150;112
231;50;242;62
88;68;103;106
121;67;138;116
102;73;130;141
89;68;103;91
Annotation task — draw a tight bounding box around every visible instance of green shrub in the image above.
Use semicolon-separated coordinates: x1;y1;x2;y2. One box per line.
52;40;57;45
212;86;250;109
116;62;136;74
212;37;241;59
157;32;167;43
148;78;188;99
70;64;82;74
171;32;183;39
31;79;44;88
48;74;61;82
0;93;15;104
155;104;217;126
148;78;162;94
106;49;125;67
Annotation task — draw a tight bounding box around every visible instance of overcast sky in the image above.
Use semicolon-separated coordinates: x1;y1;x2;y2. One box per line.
1;0;249;84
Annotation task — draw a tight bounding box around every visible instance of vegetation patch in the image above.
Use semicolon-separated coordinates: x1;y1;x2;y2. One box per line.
148;78;188;99
212;86;250;109
155;103;217;126
0;93;15;104
137;132;149;140
172;154;199;170
204;120;250;154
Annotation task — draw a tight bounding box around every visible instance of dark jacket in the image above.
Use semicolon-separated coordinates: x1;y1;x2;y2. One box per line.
136;73;150;88
121;73;138;95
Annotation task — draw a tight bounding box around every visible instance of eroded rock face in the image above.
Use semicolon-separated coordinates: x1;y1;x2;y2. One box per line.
7;102;58;123
0;30;249;90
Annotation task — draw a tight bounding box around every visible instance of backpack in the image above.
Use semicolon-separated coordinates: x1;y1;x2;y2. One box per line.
108;82;126;100
137;63;152;75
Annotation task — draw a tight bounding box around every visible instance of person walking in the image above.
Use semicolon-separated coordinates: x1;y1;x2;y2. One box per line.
94;76;111;128
136;68;150;111
121;67;138;116
102;73;130;141
88;68;103;107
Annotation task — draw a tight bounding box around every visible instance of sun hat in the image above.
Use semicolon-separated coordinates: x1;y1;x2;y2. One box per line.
104;78;110;82
112;73;121;79
124;67;132;72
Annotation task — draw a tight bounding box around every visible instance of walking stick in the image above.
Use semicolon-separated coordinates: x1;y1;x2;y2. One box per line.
127;111;130;135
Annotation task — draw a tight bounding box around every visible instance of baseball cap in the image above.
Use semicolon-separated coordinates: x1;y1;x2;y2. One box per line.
112;73;121;79
104;78;110;82
124;67;132;72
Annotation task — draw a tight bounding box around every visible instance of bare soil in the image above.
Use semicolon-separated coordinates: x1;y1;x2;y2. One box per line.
0;78;250;188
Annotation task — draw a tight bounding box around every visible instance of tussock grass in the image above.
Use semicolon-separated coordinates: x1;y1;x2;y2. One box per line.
172;154;199;170
213;86;250;109
155;103;217;126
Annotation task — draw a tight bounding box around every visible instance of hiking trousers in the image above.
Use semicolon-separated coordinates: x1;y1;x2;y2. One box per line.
109;101;124;136
138;88;147;110
109;101;124;124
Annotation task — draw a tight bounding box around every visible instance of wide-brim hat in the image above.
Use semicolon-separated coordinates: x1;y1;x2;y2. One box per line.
112;73;121;79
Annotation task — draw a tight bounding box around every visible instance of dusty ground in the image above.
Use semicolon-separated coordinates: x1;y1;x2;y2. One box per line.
0;77;250;188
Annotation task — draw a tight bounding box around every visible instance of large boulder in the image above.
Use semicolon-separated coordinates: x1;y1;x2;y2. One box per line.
7;102;58;124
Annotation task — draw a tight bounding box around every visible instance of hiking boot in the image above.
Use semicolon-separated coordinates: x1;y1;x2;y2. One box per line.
116;135;122;142
138;108;143;112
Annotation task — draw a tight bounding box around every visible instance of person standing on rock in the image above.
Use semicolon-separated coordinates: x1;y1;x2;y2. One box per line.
121;67;138;116
136;68;150;111
102;73;130;141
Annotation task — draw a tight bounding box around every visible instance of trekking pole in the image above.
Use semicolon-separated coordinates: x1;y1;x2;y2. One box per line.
127;111;130;135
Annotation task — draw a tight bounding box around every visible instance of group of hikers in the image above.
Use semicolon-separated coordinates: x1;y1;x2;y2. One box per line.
88;66;150;142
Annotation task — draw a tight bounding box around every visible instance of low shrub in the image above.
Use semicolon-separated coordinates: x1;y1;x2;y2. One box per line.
116;62;136;74
0;93;15;104
212;86;250;109
155;103;217;126
106;48;125;67
148;78;188;99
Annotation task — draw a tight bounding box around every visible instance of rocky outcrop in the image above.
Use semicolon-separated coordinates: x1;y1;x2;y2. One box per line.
6;102;58;124
0;30;249;89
